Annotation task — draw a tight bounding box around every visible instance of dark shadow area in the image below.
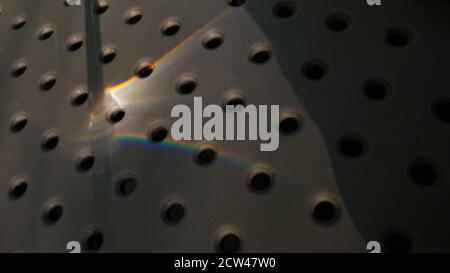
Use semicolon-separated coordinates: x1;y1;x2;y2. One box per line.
244;0;450;252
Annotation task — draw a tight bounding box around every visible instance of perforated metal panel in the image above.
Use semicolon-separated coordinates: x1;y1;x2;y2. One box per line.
1;0;450;253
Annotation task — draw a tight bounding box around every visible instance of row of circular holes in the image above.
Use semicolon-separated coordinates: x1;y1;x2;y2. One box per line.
7;0;436;107
306;9;449;191
89;0;297;21
7;1;306;217
94;4;439;107
118;19;450;192
7;0;153;253
262;2;448;191
7;0;445;253
41;0;450;169
7;4;282;82
8;95;299;254
12;103;445;188
319;5;446;253
8;172;341;253
8;80;317;254
6;47;432;251
9;1;435;104
93;0;415;52
124;1;437;253
9;172;416;253
266;0;441;252
19;18;449;256
7;0;245;78
7;111;434;254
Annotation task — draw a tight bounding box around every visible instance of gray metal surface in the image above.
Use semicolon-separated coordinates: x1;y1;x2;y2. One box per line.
1;0;450;253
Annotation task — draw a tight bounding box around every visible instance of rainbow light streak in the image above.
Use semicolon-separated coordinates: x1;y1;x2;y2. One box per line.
105;8;230;96
115;134;254;168
106;8;254;168
106;76;138;94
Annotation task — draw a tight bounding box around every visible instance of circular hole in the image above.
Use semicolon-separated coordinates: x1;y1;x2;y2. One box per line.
384;232;413;253
84;228;104;251
273;1;297;19
100;47;116;64
433;97;450;122
10;114;27;133
163;202;185;224
227;0;246;7
94;0;109;14
280;114;301;134
194;146;217;166
203;31;224;50
224;94;246;107
77;152;95;171
108;109;125;123
45;202;63;223
148;124;168;143
249;44;272;64
326;13;351;32
176;76;198;95
386;28;413;48
205;37;223;50
9;178;28;199
12;15;26;30
125;8;143;25
41;132;59;151
364;78;390;100
249;170;273;192
409;159;440;187
338;134;366;159
226;97;245;107
71;90;89;106
313;200;338;224
38;25;54;40
116;174;137;197
40;74;57;91
11;61;27;78
302;60;328;80
161;19;180;36
67;35;84;52
135;62;154;78
218;233;241;253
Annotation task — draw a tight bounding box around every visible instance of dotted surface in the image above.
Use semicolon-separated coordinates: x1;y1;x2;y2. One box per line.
0;0;450;253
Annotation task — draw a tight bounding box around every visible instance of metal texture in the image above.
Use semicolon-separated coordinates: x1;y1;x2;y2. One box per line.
0;0;450;253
